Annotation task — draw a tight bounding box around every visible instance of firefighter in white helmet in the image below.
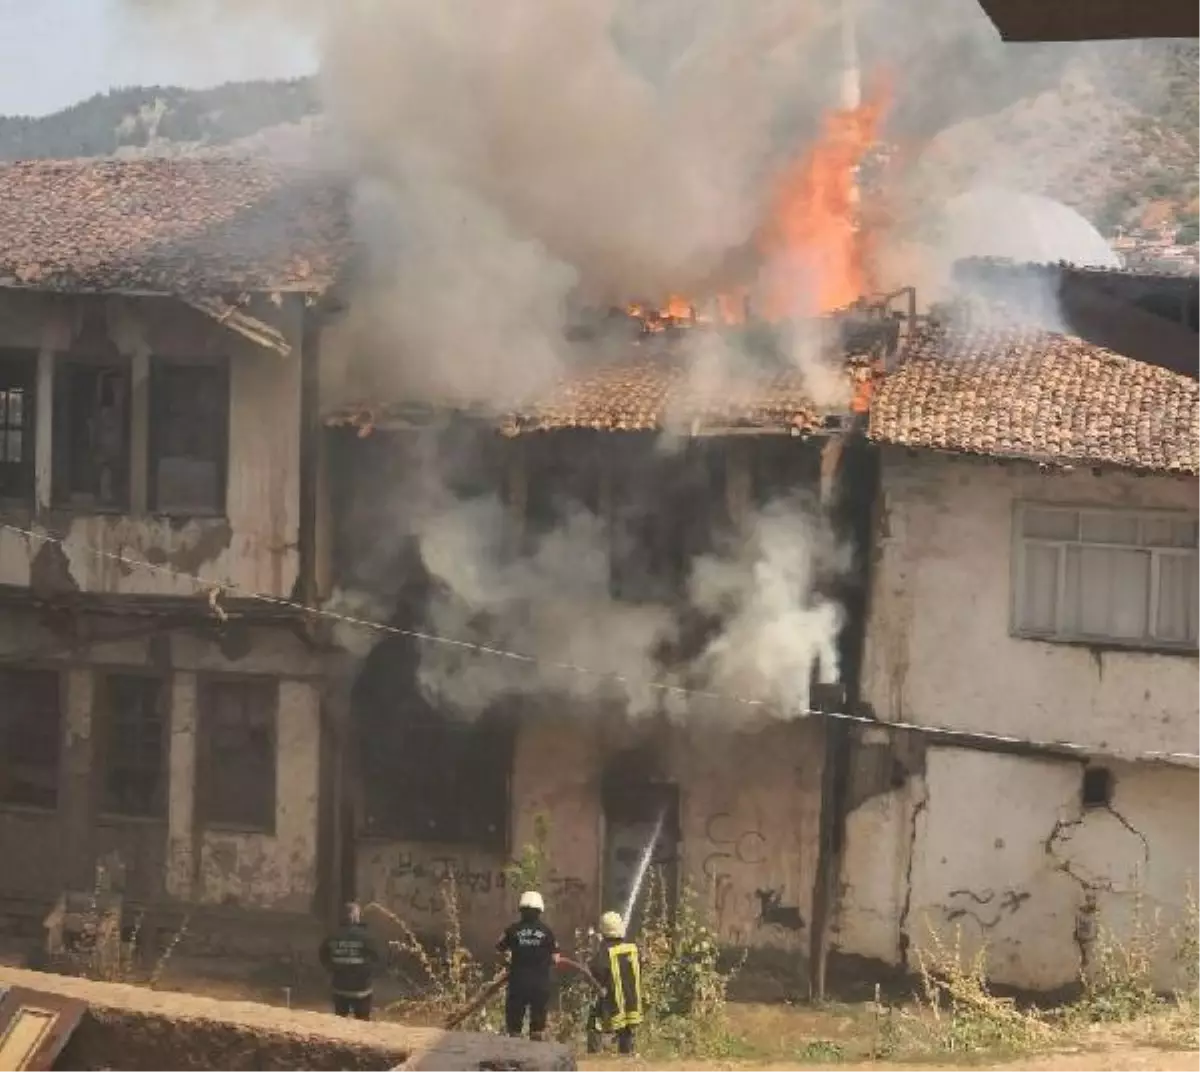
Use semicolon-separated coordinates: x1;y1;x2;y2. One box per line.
495;890;561;1040
586;910;643;1055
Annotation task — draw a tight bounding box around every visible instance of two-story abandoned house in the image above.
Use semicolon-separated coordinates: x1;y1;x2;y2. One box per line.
0;158;350;957
322;303;900;982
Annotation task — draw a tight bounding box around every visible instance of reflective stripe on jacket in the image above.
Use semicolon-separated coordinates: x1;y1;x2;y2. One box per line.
607;942;643;1030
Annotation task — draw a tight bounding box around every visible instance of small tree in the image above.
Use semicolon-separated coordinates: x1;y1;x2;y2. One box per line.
505;812;551;894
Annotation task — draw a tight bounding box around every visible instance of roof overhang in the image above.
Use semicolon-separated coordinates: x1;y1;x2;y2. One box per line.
976;0;1198;41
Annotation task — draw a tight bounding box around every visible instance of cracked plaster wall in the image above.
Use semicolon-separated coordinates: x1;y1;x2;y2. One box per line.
860;449;1199;761
0;291;304;599
836;744;1198;992
841;451;1197;990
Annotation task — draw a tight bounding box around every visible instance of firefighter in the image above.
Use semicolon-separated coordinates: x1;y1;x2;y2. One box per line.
495;890;561;1040
318;902;381;1020
586;910;643;1055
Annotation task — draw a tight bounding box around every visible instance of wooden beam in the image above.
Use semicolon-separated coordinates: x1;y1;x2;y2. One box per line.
182;296;293;358
976;0;1197;40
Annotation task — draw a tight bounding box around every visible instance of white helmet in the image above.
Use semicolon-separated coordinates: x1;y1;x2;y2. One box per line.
519;890;545;912
599;911;625;939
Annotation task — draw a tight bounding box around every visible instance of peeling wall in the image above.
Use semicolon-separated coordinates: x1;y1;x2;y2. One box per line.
0;607;323;920
354;714;824;960
836;743;1199;992
0;291;304;599
862;450;1199;760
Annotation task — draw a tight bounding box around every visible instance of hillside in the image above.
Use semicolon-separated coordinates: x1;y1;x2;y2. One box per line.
0;40;1195;239
0;78;319;160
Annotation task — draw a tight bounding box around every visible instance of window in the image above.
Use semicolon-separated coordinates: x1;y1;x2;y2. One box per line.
0;351;35;501
197;679;276;832
0;669;61;809
1013;504;1198;649
98;675;166;818
361;706;512;849
149;360;229;515
52;361;131;510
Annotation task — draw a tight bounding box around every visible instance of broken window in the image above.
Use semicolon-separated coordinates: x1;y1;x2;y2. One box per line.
197;678;276;832
0;351;35;501
149;359;229;515
98;674;166;818
52;361;131;510
1014;504;1199;649
363;711;513;849
609;443;721;603
0;669;62;809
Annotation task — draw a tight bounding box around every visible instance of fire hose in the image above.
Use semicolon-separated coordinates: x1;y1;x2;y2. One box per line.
442;957;602;1030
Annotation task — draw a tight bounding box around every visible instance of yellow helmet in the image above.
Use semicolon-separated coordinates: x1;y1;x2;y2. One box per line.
599;911;625;939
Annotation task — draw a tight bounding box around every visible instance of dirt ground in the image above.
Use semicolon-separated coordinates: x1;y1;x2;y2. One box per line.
595;1056;1200;1070
4;949;1193;1071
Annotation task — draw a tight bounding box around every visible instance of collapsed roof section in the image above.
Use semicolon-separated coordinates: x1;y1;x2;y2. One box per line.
325;288;1199;477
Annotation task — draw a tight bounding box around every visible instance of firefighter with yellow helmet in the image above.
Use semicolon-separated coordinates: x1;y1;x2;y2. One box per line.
586;910;644;1055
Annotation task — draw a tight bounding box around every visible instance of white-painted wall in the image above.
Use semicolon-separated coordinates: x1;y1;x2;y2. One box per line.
839;451;1199;990
861;450;1199;760
837;744;1199;992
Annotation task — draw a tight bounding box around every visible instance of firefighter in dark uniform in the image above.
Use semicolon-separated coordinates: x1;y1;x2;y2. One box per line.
319;902;381;1020
495;890;561;1040
587;910;644;1055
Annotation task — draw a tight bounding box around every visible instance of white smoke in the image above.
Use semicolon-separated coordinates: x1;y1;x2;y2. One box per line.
690;495;847;718
412;495;676;719
116;0;1194;720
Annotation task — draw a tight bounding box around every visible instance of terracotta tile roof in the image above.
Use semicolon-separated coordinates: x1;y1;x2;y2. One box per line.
0;157;351;295
501;351;870;436
869;319;1200;474
326;336;876;437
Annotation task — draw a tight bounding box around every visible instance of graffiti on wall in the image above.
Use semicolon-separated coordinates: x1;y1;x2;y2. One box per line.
701;812;767;881
755;888;805;931
941;887;1031;930
381;850;587;921
700;812;806;942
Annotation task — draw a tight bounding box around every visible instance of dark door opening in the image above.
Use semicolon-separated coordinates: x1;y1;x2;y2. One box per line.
601;774;680;940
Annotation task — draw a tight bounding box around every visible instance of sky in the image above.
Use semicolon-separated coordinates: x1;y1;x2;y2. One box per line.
0;0;317;117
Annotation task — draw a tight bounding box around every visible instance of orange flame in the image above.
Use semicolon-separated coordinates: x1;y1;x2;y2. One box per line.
621;82;888;332
757;87;887;318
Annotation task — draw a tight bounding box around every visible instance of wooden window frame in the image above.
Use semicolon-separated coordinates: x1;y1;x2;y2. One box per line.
196;675;278;835
147;355;230;518
1011;501;1199;651
360;710;513;851
0;667;63;812
96;671;169;821
0;349;36;504
51;352;133;513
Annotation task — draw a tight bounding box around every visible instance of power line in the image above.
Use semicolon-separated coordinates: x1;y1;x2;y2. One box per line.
1;520;1195;766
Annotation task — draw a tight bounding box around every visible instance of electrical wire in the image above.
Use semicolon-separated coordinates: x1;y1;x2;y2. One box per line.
1;520;1195;766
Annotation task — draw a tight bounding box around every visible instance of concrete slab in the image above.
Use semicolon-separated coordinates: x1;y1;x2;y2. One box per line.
0;966;575;1070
